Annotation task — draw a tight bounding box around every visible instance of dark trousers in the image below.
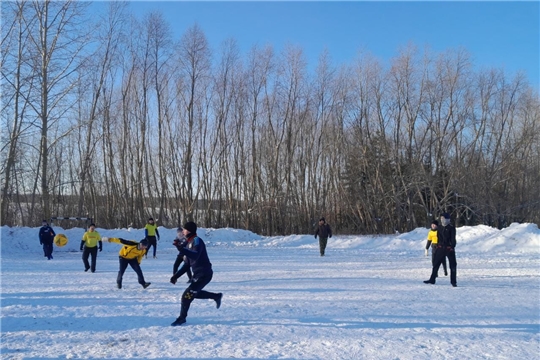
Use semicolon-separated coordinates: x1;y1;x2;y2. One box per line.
319;237;328;256
178;272;219;320
429;247;457;285
82;246;98;272
173;254;193;279
117;257;146;287
431;245;447;276
43;241;53;259
146;236;157;257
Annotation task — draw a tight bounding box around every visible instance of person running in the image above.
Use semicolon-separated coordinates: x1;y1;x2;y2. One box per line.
170;221;222;326
314;217;332;256
103;237;151;290
80;223;102;272
424;213;457;287
425;220;448;277
39;220;56;260
144;217;160;258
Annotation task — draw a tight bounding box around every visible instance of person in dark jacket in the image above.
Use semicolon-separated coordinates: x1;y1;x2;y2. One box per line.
424;213;457;287
39;220;56;260
170;221;222;326
314;217;332;256
425;220;447;277
172;227;193;282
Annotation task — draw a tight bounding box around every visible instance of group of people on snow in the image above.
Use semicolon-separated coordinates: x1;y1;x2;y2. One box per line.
38;218;221;326
38;212;456;325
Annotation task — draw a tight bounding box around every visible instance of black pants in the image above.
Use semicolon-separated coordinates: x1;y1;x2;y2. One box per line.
42;241;53;259
431;244;447;276
319;237;328;256
173;254;193;279
429;247;457;285
82;246;98;272
146;236;157;257
117;257;146;287
178;272;219;320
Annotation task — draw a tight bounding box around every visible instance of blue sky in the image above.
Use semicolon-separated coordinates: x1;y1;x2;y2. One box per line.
125;1;539;89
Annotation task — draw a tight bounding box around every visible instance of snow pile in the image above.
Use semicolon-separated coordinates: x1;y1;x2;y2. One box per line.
1;222;539;256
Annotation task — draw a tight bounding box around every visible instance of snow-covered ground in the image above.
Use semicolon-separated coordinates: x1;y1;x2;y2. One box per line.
1;223;539;359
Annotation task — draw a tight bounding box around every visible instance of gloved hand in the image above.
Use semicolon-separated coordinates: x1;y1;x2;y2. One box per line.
314;235;317;239
99;247;102;252
157;237;160;242
80;247;83;251
170;275;178;285
425;249;428;256
447;247;454;252
329;235;332;238
40;241;43;245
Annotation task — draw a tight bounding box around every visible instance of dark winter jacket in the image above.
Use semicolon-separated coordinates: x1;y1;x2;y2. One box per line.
175;234;212;280
437;224;456;248
39;226;56;245
315;224;332;239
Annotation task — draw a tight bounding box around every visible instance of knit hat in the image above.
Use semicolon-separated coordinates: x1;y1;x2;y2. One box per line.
182;221;197;234
431;220;439;226
319;217;325;222
441;213;451;219
148;217;154;221
139;239;148;247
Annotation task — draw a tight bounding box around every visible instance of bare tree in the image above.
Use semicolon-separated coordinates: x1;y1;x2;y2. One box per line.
25;0;89;220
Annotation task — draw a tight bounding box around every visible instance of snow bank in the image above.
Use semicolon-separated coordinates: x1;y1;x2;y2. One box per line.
1;222;538;257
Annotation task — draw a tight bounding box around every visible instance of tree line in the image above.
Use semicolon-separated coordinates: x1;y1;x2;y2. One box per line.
2;1;539;235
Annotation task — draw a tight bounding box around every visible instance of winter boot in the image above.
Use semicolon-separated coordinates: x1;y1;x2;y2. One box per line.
215;293;223;309
171;317;186;326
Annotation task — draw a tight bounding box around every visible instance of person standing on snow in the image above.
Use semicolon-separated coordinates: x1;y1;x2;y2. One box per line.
425;220;448;277
314;217;332;256
144;217;160;258
104;237;151;289
424;213;457;287
80;223;102;273
172;227;193;282
39;220;56;260
170;221;222;326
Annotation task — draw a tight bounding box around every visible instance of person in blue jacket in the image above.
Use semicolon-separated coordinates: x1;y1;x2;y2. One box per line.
39;220;56;260
172;227;193;282
169;221;222;326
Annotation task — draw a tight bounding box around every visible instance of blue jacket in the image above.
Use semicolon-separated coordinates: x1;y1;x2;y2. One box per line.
175;234;212;280
39;226;56;244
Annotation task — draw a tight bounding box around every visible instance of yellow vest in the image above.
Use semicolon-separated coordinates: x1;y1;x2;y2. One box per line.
109;238;146;264
82;231;101;248
427;229;439;244
145;223;158;236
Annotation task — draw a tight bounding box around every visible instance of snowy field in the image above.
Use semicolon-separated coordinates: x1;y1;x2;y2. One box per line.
1;223;539;359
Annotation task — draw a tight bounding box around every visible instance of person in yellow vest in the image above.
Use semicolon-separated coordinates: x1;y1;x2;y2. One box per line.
425;220;447;277
144;217;160;258
80;223;102;273
104;237;151;289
